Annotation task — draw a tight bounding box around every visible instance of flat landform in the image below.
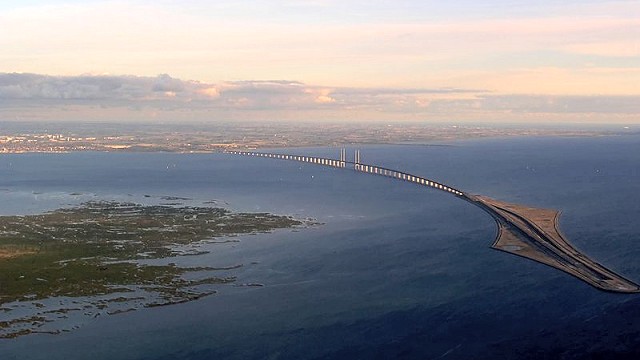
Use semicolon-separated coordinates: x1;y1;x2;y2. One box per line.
0;200;309;339
468;195;640;293
0;121;621;153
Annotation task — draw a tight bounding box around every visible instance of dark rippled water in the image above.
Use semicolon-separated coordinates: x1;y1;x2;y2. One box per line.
2;135;640;359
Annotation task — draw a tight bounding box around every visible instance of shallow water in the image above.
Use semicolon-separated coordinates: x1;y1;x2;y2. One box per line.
2;135;640;359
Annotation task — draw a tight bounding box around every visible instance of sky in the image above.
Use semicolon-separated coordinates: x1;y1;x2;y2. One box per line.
0;0;638;124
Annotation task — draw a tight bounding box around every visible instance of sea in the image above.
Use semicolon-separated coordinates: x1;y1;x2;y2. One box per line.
1;135;640;359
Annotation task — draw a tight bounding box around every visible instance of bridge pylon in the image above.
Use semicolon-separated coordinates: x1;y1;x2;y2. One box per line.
339;148;346;167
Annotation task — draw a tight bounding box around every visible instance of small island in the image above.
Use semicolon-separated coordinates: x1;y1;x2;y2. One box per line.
0;200;309;339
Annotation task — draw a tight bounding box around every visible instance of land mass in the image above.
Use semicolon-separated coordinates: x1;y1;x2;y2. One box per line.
0;200;309;338
0;121;626;153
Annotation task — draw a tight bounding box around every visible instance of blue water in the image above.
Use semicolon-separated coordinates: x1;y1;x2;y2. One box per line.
2;135;640;359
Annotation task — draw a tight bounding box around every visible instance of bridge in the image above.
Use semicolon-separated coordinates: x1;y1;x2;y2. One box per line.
226;149;465;197
226;149;640;293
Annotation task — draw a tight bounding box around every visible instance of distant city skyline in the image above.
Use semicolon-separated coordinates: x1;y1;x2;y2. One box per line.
1;0;638;123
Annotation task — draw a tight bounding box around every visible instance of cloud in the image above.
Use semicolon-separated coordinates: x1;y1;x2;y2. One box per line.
197;87;220;98
1;73;638;123
151;74;186;93
0;73;218;102
477;94;640;114
315;95;335;104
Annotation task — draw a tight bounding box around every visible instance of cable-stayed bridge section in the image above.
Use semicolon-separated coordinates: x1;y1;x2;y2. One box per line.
226;150;465;197
225;149;640;293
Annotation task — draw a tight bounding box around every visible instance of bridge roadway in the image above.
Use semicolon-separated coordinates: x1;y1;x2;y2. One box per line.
226;150;465;196
226;150;640;293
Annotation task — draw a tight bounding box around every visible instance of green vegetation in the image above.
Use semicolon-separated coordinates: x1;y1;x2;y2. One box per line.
0;201;304;337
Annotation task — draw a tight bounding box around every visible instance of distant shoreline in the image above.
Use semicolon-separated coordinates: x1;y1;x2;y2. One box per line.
1;122;630;154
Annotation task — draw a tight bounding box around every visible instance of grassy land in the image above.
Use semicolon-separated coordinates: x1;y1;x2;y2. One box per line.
0;201;303;305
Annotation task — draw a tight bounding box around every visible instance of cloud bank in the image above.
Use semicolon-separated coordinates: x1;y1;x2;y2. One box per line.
1;73;638;123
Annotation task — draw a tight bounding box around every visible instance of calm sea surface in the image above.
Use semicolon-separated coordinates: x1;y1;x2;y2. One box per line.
2;135;640;359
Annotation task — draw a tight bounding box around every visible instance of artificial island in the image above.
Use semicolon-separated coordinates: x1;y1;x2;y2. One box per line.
227;149;640;294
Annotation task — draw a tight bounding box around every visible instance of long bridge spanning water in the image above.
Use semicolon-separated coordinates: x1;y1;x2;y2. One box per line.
226;149;640;293
226;149;465;197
